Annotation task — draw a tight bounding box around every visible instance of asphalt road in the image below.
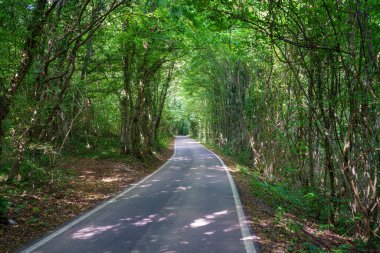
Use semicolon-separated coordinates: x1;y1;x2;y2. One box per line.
20;136;260;253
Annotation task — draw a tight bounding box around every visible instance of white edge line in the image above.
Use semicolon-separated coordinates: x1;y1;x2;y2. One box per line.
201;143;258;253
21;139;178;253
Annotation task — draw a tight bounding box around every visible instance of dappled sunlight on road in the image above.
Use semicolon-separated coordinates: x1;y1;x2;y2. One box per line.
190;218;213;228
139;183;152;188
27;137;257;253
241;235;261;242
69;207;244;247
185;210;230;229
132;215;157;227
121;194;140;200
171;156;191;161
67;137;254;251
173;186;192;192
72;224;120;240
223;224;241;232
206;210;229;218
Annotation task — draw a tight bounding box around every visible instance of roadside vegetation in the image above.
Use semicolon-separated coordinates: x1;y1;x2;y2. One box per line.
209;146;372;252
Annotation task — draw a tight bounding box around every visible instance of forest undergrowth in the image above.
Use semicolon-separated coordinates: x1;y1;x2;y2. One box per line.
205;142;379;252
0;137;173;253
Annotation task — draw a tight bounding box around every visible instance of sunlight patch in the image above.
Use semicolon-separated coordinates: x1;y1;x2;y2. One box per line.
190;218;212;228
139;184;152;188
205;210;229;219
175;186;192;191
223;224;240;232
72;224;119;239
101;177;120;182
241;235;261;241
132;214;157;226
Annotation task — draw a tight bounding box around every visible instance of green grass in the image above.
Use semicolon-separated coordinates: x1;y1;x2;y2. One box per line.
248;172;326;220
64;134;172;161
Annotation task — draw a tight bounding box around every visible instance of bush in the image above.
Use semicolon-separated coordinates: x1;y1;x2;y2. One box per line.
249;174;327;221
0;195;9;217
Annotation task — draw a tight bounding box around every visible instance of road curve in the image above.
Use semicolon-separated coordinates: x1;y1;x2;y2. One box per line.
19;136;260;253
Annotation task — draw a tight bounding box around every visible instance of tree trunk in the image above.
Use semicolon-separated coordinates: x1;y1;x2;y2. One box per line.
307;72;315;189
7;140;25;182
130;80;144;158
150;61;175;147
0;113;3;170
120;96;129;154
120;22;135;155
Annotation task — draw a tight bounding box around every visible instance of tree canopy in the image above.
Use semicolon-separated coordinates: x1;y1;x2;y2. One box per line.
0;0;379;248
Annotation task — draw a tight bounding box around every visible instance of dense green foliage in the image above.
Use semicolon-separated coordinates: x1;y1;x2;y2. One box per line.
0;0;181;179
176;0;380;246
0;0;379;248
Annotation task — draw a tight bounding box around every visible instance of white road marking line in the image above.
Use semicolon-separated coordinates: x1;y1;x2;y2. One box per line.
199;142;258;253
20;139;178;253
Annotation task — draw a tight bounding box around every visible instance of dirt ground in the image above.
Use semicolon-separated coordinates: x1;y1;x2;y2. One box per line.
0;144;173;253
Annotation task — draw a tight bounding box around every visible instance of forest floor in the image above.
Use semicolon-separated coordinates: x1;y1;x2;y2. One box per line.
0;142;174;253
207;148;371;253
